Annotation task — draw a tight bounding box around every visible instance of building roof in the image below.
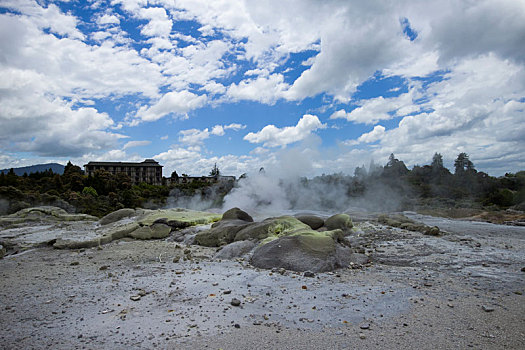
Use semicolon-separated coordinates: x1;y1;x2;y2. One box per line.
84;159;163;167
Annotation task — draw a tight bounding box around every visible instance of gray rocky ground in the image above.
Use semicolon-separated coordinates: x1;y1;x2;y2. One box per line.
0;207;524;349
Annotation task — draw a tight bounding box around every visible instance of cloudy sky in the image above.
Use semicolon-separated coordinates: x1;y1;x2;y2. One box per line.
1;0;524;177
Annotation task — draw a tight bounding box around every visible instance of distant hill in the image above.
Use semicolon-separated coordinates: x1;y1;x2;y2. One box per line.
0;163;65;176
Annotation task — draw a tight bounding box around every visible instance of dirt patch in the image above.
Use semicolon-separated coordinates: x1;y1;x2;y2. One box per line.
418;208;525;225
0;214;524;349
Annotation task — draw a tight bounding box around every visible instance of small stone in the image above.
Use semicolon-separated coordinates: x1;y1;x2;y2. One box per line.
482;305;494;312
304;271;315;278
231;298;241;307
223;290;232;295
359;333;366;339
360;323;370;330
447;303;454;308
234;324;240;328
70;261;80;266
301;285;308;290
173;257;180;263
521;267;525;272
130;295;141;301
99;265;109;271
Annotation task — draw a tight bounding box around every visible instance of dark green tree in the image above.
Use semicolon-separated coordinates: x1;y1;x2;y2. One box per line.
64;161;83;175
209;163;220;177
386;153;398;168
383;153;409;176
431;153;444;169
354;165;367;178
454;152;475;174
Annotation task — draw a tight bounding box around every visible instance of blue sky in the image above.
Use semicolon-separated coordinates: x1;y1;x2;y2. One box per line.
0;0;524;177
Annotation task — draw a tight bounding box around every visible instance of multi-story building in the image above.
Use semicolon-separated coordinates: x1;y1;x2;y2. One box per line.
167;175;236;185
83;159;163;185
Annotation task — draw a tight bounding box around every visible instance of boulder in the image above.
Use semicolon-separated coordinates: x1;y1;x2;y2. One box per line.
138;208;221;227
234;216;310;242
250;231;345;272
378;214;414;227
194;219;252;247
424;226;441;236
129;223;171;240
221;207;253;222
99;208;136;225
53;222;140;249
3;208;219;250
194;215;311;247
0;206;97;226
295;215;325;230
215;240;256;260
324;214;353;231
378;214;441;236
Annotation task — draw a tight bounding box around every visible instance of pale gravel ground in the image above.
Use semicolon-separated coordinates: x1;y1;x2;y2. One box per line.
0;216;524;349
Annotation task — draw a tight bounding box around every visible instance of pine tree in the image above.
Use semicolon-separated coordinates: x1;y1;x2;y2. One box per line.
431;153;444;169
209;163;220;177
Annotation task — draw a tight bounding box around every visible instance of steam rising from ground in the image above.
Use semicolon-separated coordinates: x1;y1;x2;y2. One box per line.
169;143;406;216
221;170;406;218
221;172;292;216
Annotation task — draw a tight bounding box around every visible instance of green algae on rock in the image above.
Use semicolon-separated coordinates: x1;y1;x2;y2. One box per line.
324;213;353;231
54;209;220;248
0;206;222;250
138;208;221;227
129;223;172;240
234;216;310;242
250;227;355;272
194;214;311;247
250;233;339;272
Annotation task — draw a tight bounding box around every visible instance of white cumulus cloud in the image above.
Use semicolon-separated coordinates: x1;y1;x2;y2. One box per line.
135;91;207;123
123;140;151;150
244;114;326;148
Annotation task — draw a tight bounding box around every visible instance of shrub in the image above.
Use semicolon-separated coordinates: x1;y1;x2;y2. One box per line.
82;186;98;197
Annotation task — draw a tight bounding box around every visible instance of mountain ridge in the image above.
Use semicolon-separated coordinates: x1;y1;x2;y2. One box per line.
0;163;66;176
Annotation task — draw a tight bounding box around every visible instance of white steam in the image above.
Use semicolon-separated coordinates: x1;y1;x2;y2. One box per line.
221;171;291;217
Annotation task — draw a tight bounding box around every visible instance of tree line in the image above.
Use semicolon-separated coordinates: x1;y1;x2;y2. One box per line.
0;154;523;217
349;152;524;210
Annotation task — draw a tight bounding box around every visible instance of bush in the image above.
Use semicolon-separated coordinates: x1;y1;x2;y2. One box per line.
82;186;98;197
